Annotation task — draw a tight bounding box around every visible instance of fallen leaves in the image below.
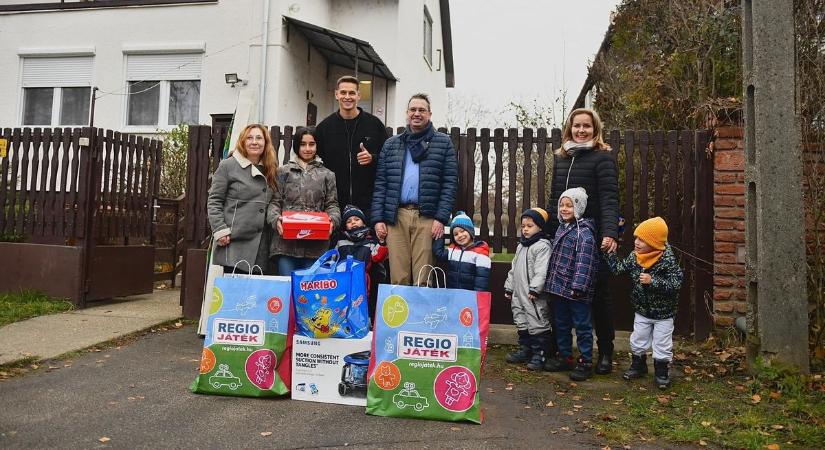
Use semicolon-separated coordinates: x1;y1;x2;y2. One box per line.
98;437;111;443
752;394;762;404
545;400;555;407
766;444;780;450
260;432;272;437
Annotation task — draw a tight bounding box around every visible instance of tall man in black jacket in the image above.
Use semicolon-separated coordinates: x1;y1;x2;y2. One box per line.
315;76;389;220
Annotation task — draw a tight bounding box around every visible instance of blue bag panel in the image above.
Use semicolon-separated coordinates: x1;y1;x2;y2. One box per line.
292;250;369;339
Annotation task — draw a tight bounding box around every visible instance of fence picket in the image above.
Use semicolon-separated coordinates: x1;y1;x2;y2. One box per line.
536;128;547;209
622;131;635;245
493;128;504;253
465;128;477;219
638;130;650;221
653;130;665;217
479;128;490;242
0;128;11;233
522;128;533;217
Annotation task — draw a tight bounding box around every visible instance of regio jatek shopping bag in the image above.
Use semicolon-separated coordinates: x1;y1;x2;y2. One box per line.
191;267;294;397
366;266;491;423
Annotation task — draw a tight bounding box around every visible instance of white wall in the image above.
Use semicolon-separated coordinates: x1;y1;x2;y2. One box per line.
0;0;450;132
0;0;262;132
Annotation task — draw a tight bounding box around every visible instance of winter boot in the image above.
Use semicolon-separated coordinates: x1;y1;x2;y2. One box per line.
654;359;671;389
595;350;614;375
544;354;575;372
506;330;532;364
622;354;648;380
526;332;551;371
569;357;593;381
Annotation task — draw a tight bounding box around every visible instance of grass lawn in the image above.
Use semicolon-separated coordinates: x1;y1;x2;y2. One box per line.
485;337;825;449
0;291;74;327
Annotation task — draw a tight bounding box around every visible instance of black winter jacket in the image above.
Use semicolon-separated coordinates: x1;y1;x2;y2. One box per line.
315;108;388;218
546;148;619;241
370;127;458;226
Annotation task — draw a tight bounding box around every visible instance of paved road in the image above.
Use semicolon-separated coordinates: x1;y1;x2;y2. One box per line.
0;326;637;449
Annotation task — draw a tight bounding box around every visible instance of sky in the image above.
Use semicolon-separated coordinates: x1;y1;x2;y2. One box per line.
447;0;621;128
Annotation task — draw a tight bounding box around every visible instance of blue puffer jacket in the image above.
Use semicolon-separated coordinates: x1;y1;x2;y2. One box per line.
370;127;458;226
432;239;491;291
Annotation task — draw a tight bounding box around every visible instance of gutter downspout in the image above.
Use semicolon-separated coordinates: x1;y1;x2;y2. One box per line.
259;0;271;123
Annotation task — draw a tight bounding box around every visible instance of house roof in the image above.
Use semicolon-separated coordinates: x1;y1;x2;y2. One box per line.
573;23;614;109
439;0;455;88
283;16;397;81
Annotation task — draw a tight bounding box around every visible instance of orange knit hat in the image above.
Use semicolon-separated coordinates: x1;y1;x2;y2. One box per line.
634;217;668;250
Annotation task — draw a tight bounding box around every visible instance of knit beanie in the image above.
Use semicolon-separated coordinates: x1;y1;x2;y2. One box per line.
634;216;668;250
558;187;588;222
521;207;549;230
450;211;475;238
341;204;367;226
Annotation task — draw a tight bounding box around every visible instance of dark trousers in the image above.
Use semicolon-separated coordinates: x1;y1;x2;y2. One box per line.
592;256;615;355
552;294;594;362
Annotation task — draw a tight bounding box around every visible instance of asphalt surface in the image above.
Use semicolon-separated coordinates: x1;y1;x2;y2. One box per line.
0;325;619;450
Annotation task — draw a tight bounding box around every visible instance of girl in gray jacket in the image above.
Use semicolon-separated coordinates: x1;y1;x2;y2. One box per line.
504;207;554;371
267;127;341;276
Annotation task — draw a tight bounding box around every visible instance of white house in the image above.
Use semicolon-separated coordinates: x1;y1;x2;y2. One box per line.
0;0;455;133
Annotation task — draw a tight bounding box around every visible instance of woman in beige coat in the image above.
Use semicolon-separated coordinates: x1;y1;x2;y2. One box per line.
267;126;340;275
207;124;277;273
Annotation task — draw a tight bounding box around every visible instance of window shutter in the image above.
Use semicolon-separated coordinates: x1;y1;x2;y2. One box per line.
126;54;202;81
22;56;93;87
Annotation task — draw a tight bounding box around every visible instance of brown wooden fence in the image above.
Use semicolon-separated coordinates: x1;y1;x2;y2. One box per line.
180;125;713;338
0;127;161;307
0;127;162;244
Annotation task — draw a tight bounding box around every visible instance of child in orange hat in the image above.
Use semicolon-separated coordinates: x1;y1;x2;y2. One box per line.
604;216;683;389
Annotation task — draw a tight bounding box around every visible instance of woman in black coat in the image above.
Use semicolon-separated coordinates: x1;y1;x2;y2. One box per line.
545;108;619;375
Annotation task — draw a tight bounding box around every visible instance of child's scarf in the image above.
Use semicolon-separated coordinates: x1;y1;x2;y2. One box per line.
635;249;663;269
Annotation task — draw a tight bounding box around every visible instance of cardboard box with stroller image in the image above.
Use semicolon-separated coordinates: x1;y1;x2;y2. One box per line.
291;332;372;406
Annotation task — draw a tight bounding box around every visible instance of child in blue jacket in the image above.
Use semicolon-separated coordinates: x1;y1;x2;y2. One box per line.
543;187;599;381
432;211;491;291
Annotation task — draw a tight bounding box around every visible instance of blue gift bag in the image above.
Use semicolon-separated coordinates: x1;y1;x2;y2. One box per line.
292;249;369;339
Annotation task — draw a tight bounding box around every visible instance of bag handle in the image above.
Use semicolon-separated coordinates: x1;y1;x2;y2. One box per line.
307;249;340;271
230;260;263;276
415;264;446;288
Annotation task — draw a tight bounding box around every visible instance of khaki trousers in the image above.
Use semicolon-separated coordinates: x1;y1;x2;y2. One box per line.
386;206;434;286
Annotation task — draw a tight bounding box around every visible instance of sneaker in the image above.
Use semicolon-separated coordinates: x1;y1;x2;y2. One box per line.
569;358;593;381
544;355;575;372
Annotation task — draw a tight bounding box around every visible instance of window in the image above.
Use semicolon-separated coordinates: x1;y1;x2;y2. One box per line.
423;6;433;67
21;56;92;126
125;53;202;127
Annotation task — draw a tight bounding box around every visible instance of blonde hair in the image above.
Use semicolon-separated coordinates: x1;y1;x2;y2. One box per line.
236;124;278;188
555;108;612;157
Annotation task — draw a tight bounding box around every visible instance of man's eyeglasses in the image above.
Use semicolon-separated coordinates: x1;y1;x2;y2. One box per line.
407;108;430;114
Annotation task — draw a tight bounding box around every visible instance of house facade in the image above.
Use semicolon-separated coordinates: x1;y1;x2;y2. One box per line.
0;0;455;133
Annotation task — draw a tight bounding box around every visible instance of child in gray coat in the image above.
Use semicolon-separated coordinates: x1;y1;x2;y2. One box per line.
504;207;554;371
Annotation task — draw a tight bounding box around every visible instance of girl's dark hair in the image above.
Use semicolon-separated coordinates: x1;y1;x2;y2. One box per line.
292;126;318;155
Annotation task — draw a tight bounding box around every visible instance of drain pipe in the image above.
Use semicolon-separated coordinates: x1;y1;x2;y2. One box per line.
258;0;271;123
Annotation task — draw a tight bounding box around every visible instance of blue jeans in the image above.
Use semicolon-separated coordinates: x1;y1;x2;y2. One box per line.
552;294;594;362
275;256;315;277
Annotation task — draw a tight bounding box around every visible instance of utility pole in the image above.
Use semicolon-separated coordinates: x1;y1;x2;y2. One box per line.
742;0;809;372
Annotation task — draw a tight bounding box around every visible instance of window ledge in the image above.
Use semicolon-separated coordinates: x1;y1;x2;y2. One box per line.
123;43;206;54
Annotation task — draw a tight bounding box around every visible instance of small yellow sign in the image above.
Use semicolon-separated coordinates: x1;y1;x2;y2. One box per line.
0;138;6;158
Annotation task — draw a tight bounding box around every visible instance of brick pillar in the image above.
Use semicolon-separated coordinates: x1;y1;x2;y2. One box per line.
712;127;747;326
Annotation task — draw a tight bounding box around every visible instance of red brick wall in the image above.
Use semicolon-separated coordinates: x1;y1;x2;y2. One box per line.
712;127;747;326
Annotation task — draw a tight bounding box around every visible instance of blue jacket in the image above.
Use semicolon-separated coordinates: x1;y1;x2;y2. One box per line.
370;127;458;226
432;239;491;291
544;218;599;303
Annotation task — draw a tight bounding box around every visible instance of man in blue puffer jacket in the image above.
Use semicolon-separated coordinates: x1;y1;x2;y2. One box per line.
371;93;458;286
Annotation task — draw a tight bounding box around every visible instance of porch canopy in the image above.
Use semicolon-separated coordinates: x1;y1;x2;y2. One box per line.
283;16;397;81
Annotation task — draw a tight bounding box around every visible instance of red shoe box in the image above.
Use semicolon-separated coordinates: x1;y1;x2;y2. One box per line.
281;211;331;240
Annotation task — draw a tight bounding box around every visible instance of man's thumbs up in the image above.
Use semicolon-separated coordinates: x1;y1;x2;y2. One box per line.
356;143;372;165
